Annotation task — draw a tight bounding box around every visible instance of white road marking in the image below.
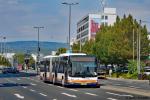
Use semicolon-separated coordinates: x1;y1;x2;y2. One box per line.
69;89;78;92
57;86;64;88
106;92;133;97
61;93;77;98
107;98;118;100
22;86;27;89
129;86;140;89
85;92;98;96
39;93;47;97
53;99;57;100
114;84;121;86
14;93;24;99
17;78;21;80
30;83;37;86
5;79;15;83
48;84;52;86
30;89;36;92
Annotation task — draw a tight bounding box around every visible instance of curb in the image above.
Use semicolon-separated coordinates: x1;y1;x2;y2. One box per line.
106;77;149;83
101;85;150;97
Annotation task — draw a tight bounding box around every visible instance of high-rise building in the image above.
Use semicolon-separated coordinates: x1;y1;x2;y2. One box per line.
76;8;116;44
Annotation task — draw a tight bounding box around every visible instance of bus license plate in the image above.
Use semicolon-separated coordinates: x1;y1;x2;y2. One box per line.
81;83;87;85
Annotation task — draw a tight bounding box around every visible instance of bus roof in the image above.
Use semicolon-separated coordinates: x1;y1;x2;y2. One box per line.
59;53;86;57
43;55;58;59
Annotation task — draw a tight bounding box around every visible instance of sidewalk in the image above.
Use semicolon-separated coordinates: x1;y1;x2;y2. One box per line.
101;85;150;97
107;77;149;84
100;77;150;96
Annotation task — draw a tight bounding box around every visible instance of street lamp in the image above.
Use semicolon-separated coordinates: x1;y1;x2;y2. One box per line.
0;35;2;54
62;2;79;52
34;26;44;74
100;0;106;26
137;20;150;79
3;37;6;55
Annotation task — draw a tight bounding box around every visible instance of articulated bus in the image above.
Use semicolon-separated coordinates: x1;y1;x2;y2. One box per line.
40;53;99;87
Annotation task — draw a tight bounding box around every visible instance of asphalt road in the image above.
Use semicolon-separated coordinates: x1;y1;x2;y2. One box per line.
0;71;149;100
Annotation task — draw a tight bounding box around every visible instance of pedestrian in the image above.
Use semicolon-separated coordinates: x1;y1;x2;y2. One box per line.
109;68;112;77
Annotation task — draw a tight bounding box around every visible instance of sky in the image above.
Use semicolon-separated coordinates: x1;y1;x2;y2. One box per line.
0;0;150;42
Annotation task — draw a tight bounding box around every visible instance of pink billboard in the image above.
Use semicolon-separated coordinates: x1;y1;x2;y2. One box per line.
90;18;101;39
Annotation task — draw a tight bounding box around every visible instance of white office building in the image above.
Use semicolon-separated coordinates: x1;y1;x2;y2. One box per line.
76;8;116;44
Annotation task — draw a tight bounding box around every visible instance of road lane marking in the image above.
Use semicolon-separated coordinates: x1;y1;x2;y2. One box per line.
30;89;36;92
14;94;24;99
30;83;37;86
53;99;57;100
61;93;77;98
39;93;47;97
85;92;98;96
22;86;27;89
57;86;64;88
17;78;21;80
107;98;118;100
106;92;133;97
5;79;15;83
129;86;140;89
69;89;78;92
48;84;52;86
114;84;121;86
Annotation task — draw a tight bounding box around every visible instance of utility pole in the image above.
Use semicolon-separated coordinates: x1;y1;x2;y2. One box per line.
100;0;106;26
34;26;44;74
80;33;82;52
0;35;2;54
62;2;79;52
3;37;6;57
138;20;141;76
133;20;135;62
137;20;150;79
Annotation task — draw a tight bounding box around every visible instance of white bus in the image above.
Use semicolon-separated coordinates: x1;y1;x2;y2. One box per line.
39;55;58;82
40;53;99;87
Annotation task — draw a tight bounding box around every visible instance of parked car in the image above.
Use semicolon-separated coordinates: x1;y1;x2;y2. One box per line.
144;66;150;76
11;67;19;73
2;67;19;74
2;67;12;74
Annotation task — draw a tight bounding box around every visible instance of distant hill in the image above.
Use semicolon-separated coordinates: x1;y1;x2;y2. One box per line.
6;41;67;54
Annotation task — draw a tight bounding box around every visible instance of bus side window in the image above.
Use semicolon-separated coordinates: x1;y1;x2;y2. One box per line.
58;63;64;73
52;60;56;72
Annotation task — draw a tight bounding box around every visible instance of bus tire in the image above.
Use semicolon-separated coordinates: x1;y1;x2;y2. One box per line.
61;77;65;87
52;76;55;85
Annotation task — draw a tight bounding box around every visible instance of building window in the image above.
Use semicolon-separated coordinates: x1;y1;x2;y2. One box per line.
81;30;88;37
77;34;80;39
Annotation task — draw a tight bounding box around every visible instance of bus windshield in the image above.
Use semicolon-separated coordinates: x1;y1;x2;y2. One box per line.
71;61;97;77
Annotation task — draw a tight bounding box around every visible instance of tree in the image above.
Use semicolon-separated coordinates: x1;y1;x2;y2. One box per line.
0;55;11;67
13;53;35;68
56;48;67;55
72;43;80;53
82;40;95;54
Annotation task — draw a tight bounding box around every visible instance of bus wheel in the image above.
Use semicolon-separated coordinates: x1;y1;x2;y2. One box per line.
61;78;65;87
52;76;55;85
